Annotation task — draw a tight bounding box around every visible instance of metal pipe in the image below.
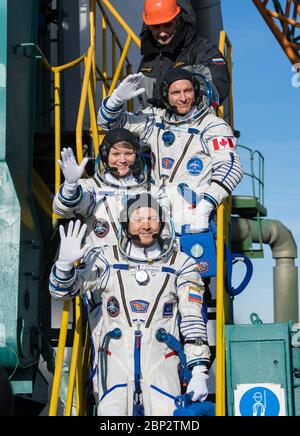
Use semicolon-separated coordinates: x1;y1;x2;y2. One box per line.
232;217;299;323
191;0;224;45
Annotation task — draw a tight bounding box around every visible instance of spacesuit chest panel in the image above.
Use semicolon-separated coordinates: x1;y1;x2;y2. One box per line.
101;262;179;331
152;124;212;188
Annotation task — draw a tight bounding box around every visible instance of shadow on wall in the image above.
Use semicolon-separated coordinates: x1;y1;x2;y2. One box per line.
0;367;14;416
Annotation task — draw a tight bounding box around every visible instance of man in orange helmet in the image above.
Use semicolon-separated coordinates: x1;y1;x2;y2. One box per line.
138;0;230;107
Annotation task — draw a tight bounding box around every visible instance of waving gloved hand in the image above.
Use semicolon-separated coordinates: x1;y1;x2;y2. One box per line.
56;220;89;272
186;366;209;402
58;147;88;185
109;73;146;107
189;199;215;233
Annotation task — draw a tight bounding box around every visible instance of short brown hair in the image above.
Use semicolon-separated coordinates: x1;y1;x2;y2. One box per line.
110;140;136;151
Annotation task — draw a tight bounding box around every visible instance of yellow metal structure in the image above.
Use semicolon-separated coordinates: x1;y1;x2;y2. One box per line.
48;0;141;416
48;1;234;417
253;0;300;64
215;31;234;417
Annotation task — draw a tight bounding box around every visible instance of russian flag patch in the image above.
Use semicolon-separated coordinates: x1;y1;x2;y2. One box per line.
212;58;226;65
188;285;204;304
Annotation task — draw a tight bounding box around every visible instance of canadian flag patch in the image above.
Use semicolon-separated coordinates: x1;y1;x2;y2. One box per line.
212;137;235;151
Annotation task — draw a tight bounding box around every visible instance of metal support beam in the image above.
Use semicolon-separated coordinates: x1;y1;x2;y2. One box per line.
253;0;300;65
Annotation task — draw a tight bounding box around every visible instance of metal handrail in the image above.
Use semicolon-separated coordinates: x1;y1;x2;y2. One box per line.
237;144;265;206
94;0;140;111
49;301;71;416
49;0;140;416
215;31;234;417
76;46;96;163
99;0;141;48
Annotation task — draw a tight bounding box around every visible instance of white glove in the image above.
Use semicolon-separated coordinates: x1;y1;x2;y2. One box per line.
109;73;146;107
187;366;209;402
56;220;89;272
189;199;215;233
58;148;88;196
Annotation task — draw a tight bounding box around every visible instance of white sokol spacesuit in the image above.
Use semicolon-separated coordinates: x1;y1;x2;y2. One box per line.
54;128;167;247
97;69;243;234
49;194;210;416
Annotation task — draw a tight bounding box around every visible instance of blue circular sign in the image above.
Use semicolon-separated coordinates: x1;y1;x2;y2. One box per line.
239;387;281;416
187;157;203;176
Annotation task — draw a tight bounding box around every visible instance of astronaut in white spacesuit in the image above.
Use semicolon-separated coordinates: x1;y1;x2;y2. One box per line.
53;127;161;247
97;68;243;234
49;193;210;416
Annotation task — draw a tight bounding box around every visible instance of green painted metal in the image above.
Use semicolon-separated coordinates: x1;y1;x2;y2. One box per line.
232;217;298;323
292;324;300;416
0;0;21;368
0;0;7;159
292;348;300;416
231;195;267;259
0;0;42;385
226;323;295;416
232;196;267;218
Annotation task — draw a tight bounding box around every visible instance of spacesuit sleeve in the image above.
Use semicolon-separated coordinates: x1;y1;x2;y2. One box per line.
97;97;157;142
49;248;109;301
53;179;97;219
176;256;211;368
201;117;243;208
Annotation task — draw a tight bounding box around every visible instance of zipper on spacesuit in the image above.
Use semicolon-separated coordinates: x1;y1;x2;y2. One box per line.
133;321;144;415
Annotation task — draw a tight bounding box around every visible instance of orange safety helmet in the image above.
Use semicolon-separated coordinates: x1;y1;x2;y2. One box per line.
143;0;181;26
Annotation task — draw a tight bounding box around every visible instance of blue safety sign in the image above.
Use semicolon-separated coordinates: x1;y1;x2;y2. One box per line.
234;384;286;416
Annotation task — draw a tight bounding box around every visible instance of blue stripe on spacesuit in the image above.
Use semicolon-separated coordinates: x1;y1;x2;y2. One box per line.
99;107;116;123
58;185;83;206
161;267;177;274
150;385;176;401
99;383;128;402
87;189;96;217
49;281;75;294
52;266;76;283
112;264;129;271
102;97;123;113
111;264;177;274
203;193;218;208
187;357;210;367
221;152;235;184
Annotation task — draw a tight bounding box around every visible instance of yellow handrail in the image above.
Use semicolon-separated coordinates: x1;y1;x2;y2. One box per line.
94;0;140;98
64;297;83;416
218;31;234;129
109;35;132;96
76;47;94;163
215;31;234;417
215;203;227;417
100;0;141;48
89;0;97;88
48;0;141;416
49;301;71;416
